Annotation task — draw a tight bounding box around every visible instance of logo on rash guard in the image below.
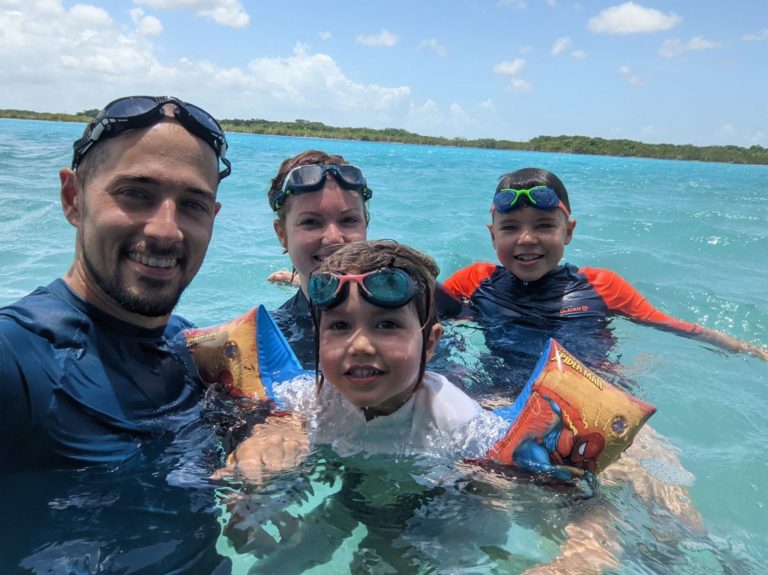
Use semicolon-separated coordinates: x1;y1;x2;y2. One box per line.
560;305;589;315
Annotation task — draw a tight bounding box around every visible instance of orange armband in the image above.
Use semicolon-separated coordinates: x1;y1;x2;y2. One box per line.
487;339;656;483
183;305;309;411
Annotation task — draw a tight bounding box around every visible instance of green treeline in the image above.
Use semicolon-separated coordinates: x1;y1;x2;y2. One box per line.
3;109;767;166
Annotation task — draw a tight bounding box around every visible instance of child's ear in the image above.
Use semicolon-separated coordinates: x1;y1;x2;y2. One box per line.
487;223;496;248
564;218;577;245
424;322;443;361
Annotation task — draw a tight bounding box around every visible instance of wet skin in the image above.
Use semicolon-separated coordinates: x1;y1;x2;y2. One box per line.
60;118;221;329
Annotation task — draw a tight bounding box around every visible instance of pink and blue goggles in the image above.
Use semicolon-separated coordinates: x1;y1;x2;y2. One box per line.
308;268;418;311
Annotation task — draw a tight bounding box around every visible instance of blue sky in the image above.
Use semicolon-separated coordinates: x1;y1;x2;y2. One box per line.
1;0;766;147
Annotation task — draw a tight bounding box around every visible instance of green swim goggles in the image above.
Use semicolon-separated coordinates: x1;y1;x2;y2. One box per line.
308;268;419;311
271;164;373;211
493;186;570;217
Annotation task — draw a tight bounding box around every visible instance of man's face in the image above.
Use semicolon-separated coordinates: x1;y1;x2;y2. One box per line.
62;120;221;325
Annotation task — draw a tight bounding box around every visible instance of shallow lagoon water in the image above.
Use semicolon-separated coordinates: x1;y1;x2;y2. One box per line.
1;119;766;573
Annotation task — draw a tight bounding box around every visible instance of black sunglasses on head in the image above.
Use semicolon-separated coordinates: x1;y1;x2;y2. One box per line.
72;95;231;179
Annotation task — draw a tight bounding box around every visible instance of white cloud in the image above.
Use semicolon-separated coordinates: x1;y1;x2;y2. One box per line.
493;58;525;75
571;49;587;59
130;8;163;36
243;43;409;114
659;36;722;59
449;102;471;122
509;77;533;92
618;64;644;85
0;4;410;126
479;99;496;112
551;37;571;55
318;31;332;40
70;4;113;26
742;28;768;42
134;0;250;28
588;2;681;34
418;38;446;57
493;58;531;91
356;29;398;47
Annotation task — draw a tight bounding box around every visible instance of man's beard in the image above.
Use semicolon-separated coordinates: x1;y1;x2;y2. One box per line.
83;248;185;318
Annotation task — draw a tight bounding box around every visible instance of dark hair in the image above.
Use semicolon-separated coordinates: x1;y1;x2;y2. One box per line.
311;240;439;389
268;150;371;224
73;140;113;188
496;167;571;215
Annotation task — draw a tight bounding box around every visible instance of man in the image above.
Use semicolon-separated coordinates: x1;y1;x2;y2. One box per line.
0;96;232;573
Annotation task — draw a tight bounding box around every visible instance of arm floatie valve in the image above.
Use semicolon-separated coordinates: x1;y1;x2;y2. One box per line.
184;305;309;410
486;339;656;482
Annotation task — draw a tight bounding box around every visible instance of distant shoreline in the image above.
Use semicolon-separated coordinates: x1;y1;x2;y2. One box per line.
2;109;766;166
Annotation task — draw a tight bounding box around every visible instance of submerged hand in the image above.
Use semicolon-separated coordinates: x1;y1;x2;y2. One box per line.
213;416;310;485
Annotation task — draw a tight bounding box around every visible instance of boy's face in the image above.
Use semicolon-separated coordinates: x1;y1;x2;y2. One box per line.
318;284;441;417
488;206;576;282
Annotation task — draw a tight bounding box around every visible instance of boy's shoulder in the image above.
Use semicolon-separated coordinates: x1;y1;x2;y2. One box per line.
442;262;502;299
416;371;482;430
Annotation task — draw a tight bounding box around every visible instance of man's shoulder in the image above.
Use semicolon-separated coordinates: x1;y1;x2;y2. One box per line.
0;280;71;333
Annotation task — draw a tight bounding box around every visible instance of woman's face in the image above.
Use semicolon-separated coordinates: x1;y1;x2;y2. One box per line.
274;178;367;291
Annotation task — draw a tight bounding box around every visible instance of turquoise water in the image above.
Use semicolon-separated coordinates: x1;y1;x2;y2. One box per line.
1;118;767;573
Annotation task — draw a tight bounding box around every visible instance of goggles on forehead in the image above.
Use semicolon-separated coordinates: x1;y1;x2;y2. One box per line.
271;164;372;211
72;96;231;179
492;186;570;218
308;268;419;311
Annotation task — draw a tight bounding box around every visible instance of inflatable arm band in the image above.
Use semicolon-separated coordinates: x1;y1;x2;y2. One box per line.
185;309;655;481
184;305;307;408
486;339;655;481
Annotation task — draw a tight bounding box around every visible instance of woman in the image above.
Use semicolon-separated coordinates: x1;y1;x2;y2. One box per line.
267;150;372;365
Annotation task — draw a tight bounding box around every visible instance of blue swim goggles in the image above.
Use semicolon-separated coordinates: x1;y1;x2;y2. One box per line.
72;95;231;179
271;164;373;211
308;268;418;311
493;186;570;217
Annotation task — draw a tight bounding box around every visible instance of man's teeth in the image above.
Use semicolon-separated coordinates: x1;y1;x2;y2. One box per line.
129;252;177;268
515;255;541;261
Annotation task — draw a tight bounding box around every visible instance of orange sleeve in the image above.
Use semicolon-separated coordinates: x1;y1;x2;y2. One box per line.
581;267;702;335
442;263;497;300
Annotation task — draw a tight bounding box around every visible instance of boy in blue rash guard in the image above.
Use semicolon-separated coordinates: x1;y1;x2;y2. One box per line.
442;167;768;363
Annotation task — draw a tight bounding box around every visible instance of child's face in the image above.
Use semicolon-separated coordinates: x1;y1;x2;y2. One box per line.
317;283;441;417
488;206;576;282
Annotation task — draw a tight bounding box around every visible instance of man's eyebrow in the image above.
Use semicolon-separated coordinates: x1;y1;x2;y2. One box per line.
108;174;216;198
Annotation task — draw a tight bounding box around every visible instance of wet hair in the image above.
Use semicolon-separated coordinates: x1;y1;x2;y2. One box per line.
73;139;114;189
268;149;371;224
496;167;571;215
311;239;440;389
